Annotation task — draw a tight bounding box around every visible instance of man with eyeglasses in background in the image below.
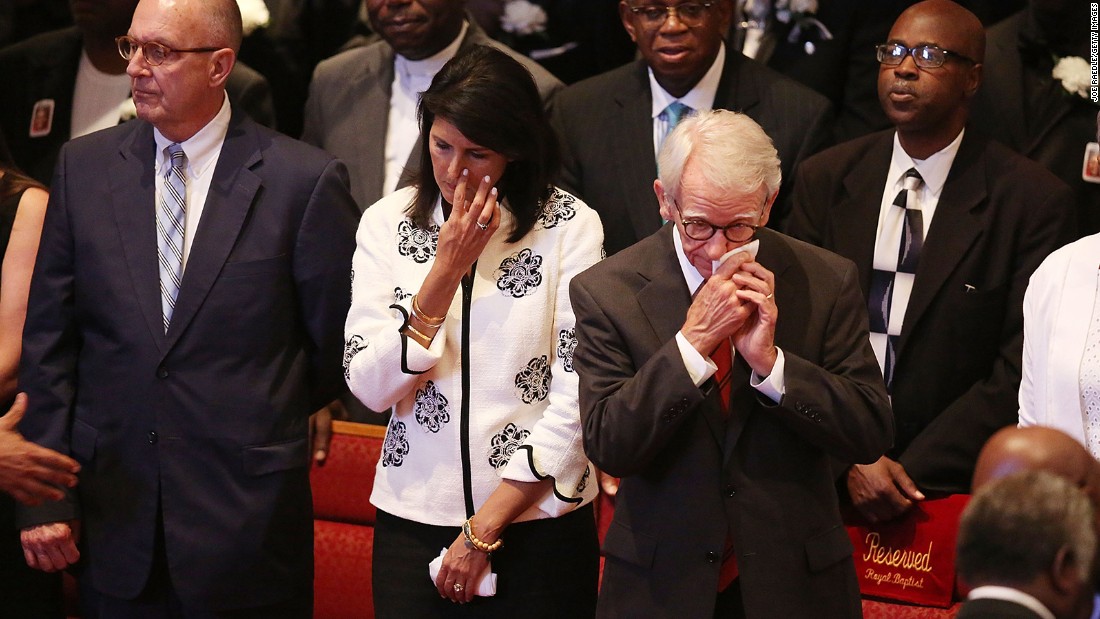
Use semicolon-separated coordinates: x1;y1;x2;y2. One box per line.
787;0;1075;524
549;0;833;256
13;0;358;616
571;109;892;619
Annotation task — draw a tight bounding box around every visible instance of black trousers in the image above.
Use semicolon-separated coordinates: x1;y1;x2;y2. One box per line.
373;504;600;619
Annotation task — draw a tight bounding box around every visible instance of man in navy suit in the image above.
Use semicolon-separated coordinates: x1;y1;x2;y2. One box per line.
15;0;357;615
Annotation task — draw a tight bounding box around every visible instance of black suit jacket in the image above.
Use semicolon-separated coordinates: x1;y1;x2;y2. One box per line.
15;109;359;609
787;129;1076;493
970;11;1100;235
956;597;1046;619
0;27;276;185
550;46;834;254
570;226;892;619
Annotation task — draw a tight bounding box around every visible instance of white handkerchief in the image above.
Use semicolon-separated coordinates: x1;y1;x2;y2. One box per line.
428;548;498;597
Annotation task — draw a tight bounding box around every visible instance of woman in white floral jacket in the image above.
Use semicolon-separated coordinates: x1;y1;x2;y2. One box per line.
344;45;603;617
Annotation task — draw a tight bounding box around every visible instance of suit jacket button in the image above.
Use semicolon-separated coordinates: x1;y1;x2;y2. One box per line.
706;551;719;563
726;484;736;497
148;431;158;444
156;366;169;379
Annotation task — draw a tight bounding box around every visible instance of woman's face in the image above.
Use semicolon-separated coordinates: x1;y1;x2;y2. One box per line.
429;117;510;207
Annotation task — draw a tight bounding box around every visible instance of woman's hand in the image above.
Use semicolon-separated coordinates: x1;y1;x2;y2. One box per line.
434;170;501;281
435;531;491;604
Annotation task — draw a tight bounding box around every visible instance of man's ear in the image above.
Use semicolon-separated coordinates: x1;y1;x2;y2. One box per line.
654;178;673;222
619;1;640;44
757;189;778;228
208;48;235;89
1050;545;1083;595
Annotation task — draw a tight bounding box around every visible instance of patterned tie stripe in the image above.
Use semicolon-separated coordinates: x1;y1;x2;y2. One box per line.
867;168;924;390
158;143;187;332
659;101;692;149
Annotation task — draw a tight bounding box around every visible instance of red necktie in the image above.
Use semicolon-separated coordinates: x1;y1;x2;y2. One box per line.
710;339;739;589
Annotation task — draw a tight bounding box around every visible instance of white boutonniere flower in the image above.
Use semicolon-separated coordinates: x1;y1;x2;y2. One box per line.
1052;56;1091;100
501;0;548;37
236;0;270;36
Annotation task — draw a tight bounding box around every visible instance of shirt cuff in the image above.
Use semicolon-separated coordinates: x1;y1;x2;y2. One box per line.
675;331;717;387
749;348;785;404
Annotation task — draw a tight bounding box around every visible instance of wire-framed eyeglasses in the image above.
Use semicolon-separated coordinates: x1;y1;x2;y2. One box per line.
626;2;716;28
116;35;224;67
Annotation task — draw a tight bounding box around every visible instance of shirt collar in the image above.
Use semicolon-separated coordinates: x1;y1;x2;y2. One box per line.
671;224;705;295
395;20;468;81
889;128;964;196
153;93;231;177
966;586;1057;619
650;42;726;119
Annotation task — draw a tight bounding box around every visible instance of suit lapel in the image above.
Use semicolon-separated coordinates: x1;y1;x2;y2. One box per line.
714;50;761;118
357;47;395;209
838;134;893;295
980;16;1028;151
613;63;665;243
110;122;165;350
27;28;82;143
164;112;262;350
898;132;987;355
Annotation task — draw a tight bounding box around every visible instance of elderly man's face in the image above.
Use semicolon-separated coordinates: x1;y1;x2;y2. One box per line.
877;4;980;137
659;165;771;279
620;0;731;98
367;0;466;61
125;0;225;140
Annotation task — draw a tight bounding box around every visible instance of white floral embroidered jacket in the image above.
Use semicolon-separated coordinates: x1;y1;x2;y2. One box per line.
345;186;603;526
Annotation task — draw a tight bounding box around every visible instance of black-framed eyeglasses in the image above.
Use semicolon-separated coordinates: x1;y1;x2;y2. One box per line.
116;35;223;67
875;42;976;69
671;197;761;243
627;2;715;28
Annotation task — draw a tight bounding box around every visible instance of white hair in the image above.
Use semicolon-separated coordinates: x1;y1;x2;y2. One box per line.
657;109;782;202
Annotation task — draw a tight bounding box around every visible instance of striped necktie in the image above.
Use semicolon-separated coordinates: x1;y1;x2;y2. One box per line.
158;143;187;332
659;101;692;149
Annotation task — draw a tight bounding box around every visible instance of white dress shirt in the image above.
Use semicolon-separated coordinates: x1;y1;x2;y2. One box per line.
965;586;1056;619
71;50;132;138
152;94;231;270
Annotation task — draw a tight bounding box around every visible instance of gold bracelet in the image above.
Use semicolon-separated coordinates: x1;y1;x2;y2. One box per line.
409;312;441;331
411;295;445;326
463;518;503;554
404;322;434;346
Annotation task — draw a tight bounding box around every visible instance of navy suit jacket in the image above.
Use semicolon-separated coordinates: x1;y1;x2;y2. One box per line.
15;109;358;609
571;226;892;619
550;46;833;255
788;129;1075;493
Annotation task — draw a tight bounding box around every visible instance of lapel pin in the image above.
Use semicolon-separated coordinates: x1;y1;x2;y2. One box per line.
29;99;55;138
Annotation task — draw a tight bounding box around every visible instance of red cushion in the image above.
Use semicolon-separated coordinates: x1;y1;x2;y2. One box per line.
311;422;384;525
862;598;962;618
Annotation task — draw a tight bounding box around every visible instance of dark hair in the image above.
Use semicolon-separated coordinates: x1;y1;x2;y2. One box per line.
409;45;560;243
0;129;44;202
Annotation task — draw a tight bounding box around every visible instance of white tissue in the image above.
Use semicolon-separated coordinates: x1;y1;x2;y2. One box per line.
428;548;498;597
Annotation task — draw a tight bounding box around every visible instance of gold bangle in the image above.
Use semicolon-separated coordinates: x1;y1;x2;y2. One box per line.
409;312;441;331
463;518;503;554
411;295;446;326
404;323;434;346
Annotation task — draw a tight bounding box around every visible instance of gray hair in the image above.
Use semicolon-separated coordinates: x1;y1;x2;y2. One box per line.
958;470;1097;586
656;109;782;202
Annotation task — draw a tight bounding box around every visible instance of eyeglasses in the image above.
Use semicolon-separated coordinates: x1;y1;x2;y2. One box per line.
671;197;760;243
627;2;715;28
116;35;223;67
875;42;976;69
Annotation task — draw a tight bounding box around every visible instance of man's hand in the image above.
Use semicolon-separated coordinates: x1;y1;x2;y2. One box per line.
847;456;926;523
729;260;779;376
309;400;348;465
0;394;80;505
597;469;619;499
682;251;755;356
21;520;80;572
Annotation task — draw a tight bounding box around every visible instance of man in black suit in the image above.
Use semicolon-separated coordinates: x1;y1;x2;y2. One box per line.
969;1;1100;235
15;0;357;615
787;0;1075;521
957;470;1097;619
571;109;892;618
0;0;275;186
550;0;833;254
